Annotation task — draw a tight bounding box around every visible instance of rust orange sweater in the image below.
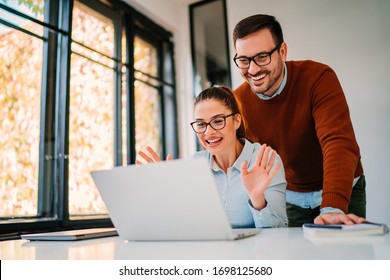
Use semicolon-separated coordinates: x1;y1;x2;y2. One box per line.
234;60;363;213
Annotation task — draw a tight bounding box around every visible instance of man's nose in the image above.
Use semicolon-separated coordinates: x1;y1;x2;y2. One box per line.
247;59;261;74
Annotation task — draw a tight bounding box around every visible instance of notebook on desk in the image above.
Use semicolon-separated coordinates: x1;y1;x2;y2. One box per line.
91;158;260;241
303;222;389;237
21;228;118;241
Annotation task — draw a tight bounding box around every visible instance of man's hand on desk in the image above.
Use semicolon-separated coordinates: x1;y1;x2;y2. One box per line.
314;213;368;225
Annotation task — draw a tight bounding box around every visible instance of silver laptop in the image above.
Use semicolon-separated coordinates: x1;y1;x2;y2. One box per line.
91;158;260;241
21;228;117;241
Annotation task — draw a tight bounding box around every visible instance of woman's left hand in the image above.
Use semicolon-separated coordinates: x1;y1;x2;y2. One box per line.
240;144;281;210
136;146;172;164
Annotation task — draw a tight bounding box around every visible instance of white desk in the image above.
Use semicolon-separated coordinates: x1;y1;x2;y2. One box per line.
1;228;389;260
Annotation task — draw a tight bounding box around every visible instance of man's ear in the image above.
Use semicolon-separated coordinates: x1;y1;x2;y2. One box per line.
280;41;288;62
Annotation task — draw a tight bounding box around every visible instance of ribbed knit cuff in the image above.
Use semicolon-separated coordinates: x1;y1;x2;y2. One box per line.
321;193;349;214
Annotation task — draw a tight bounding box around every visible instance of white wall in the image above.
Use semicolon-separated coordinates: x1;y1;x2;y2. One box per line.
124;0;390;225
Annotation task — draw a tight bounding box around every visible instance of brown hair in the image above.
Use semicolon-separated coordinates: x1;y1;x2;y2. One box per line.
194;86;245;139
233;14;284;47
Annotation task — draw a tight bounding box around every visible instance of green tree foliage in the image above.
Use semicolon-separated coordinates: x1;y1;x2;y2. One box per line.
1;0;44;17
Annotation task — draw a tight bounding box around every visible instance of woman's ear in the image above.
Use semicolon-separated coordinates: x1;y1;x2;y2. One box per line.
234;114;242;130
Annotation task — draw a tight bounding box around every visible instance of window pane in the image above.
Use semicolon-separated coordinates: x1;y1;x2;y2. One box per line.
0;0;44;19
134;37;161;159
68;3;115;216
71;2;114;58
134;82;161;158
134;36;157;76
0;20;43;217
0;0;44;36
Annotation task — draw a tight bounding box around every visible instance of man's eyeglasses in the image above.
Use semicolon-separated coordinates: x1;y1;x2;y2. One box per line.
190;113;237;134
233;42;282;69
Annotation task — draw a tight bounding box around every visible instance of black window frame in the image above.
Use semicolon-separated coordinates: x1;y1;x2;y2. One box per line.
0;0;178;240
189;0;231;151
189;0;231;92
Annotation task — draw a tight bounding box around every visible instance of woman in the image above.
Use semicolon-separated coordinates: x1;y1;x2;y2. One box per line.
138;86;288;228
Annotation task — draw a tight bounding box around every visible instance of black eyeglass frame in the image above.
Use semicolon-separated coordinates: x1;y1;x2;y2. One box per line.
190;113;237;134
233;42;283;69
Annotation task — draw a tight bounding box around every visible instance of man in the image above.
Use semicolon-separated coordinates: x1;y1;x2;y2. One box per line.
232;14;366;226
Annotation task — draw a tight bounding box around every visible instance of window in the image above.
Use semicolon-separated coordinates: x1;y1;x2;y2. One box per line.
68;1;118;216
134;36;162;157
0;0;45;219
0;0;177;237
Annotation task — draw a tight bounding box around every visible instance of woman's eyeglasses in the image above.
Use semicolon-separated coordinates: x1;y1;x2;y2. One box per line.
190;113;236;134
